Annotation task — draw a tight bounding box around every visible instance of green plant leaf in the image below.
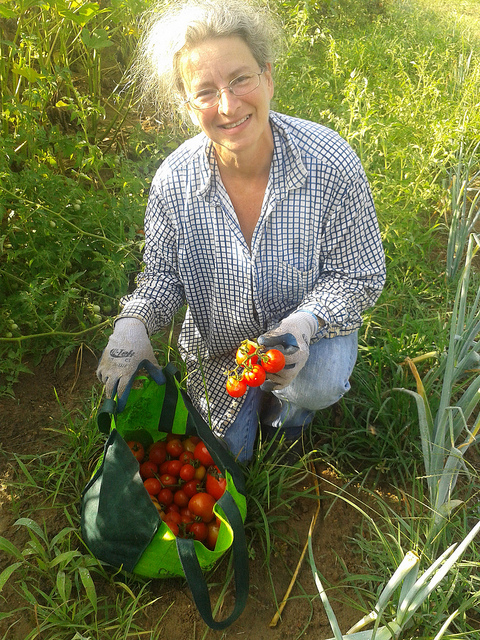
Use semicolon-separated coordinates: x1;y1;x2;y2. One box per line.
14;517;46;543
0;6;16;18
49;550;82;569
78;566;97;609
81;27;114;50
0;536;23;560
0;562;22;591
57;2;101;26
12;64;41;83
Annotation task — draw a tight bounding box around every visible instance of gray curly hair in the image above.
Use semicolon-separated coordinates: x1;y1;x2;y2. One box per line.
131;0;284;122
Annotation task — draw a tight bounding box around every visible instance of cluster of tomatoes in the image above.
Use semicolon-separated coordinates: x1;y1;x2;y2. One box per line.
225;339;286;397
127;434;226;549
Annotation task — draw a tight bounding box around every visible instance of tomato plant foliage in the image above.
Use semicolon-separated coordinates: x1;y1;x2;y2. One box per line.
0;0;185;396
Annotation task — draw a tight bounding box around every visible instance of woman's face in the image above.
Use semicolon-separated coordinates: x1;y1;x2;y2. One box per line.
180;36;274;162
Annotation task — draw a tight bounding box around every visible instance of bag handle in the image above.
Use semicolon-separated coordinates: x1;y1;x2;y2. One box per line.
178;387;246;496
96;360;166;435
176;490;249;630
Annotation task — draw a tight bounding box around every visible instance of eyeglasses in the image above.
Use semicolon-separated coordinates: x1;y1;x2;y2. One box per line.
184;69;265;110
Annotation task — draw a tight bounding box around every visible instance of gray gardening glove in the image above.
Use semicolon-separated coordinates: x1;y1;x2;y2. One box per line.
96;317;159;399
257;311;319;391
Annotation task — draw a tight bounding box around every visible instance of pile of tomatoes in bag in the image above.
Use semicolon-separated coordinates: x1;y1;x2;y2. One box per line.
225;339;286;397
127;434;225;550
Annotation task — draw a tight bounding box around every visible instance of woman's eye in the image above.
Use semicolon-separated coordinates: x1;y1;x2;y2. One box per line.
231;74;251;86
195;89;216;98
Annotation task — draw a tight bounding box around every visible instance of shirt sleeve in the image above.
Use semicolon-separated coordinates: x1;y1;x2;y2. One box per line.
118;182;186;335
297;163;386;339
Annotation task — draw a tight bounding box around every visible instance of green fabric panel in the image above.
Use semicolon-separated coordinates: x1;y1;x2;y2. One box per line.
80;430;160;572
132;471;245;578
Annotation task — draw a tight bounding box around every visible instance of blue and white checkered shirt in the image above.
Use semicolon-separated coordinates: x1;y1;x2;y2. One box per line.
120;111;386;436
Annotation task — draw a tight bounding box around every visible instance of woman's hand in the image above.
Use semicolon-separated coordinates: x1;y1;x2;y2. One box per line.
96;317;159;399
257;311;319;390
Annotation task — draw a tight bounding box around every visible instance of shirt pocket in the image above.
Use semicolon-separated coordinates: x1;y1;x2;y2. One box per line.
263;258;319;315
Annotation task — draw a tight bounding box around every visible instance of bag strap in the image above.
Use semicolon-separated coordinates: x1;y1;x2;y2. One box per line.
176;490;249;630
158;362;190;434
179;388;246;496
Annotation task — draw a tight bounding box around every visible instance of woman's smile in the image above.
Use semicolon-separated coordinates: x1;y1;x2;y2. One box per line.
221;115;250;130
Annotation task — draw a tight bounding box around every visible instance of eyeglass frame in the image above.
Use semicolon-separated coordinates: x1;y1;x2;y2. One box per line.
183;68;266;110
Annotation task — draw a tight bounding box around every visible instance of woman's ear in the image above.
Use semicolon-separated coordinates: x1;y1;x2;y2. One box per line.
187;104;200;127
264;62;274;99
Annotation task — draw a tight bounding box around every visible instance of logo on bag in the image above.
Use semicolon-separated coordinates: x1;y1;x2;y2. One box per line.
110;348;135;358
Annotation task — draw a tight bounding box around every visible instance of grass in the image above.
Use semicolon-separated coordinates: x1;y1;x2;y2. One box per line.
1;0;480;638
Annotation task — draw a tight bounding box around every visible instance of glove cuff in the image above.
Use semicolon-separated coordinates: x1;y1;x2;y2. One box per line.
291;311;319;339
113;316;149;341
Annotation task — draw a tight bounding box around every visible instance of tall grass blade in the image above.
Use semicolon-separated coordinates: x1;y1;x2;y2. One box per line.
78;566;97;610
0;537;23;560
432;608;459;640
307;525;343;640
446;140;480;279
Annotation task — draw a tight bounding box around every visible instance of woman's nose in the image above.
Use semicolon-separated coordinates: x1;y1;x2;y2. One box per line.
217;88;241;114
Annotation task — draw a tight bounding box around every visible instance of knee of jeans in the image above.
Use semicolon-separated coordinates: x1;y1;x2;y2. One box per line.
293;376;351;411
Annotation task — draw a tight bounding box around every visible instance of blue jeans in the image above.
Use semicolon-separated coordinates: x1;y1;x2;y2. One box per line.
223;331;358;462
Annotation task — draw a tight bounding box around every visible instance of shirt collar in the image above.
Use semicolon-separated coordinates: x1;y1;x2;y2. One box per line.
269;111;308;200
195;139;217;201
195;111;308;202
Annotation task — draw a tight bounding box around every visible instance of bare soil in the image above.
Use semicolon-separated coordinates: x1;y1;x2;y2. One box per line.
0;351;377;639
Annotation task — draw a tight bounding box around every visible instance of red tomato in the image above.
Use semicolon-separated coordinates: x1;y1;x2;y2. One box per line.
189;521;208;542
164;510;182;525
205;520;221;550
181;512;193;526
157;488;174;506
173;489;190;508
140;460;158;479
127;440;145;463
159;473;177;487
243;364;266;387
166;503;180;514
183;479;201;498
180;507;195;523
148;441;167;465
166;459;183;476
166;438;184;459
235;340;258;366
179;463;196;482
159;460;170;474
226;376;247;398
179;450;194;464
194;442;214;467
144;477;161;496
261;348;286;373
206;470;227;501
188;492;216;523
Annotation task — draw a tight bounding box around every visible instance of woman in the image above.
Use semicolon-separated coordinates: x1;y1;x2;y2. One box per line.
97;0;386;462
